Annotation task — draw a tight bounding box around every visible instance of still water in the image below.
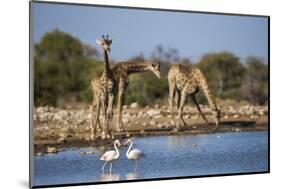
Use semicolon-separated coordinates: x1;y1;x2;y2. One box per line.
34;131;268;186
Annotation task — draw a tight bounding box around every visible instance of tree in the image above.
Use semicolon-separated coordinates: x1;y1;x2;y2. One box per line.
34;29;99;106
240;57;268;105
197;52;246;101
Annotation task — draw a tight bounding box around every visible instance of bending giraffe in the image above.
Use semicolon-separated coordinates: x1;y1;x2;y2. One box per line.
168;64;220;129
91;61;161;133
111;61;161;131
90;35;117;139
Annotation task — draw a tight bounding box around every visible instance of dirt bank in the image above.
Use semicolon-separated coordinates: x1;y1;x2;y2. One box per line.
32;104;268;154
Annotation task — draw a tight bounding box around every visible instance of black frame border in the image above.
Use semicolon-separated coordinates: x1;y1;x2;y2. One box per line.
29;0;270;188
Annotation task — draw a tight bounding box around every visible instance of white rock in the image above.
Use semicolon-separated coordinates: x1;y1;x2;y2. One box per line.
154;104;160;109
130;102;139;109
47;147;57;153
122;118;129;124
147;109;161;117
150;121;157;126
36;152;44;156
234;128;241;132
233;114;240;119
142;123;147;127
155;115;162;119
184;115;191;119
157;123;164;129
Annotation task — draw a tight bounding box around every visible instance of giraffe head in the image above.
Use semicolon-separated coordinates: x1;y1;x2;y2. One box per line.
147;61;161;78
96;35;112;53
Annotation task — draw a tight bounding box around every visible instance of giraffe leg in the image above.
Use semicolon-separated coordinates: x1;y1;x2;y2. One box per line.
107;94;114;120
177;91;187;129
175;89;181;111
191;94;210;125
117;84;125;132
101;100;107;139
169;81;176;124
91;100;100;140
106;94;114;138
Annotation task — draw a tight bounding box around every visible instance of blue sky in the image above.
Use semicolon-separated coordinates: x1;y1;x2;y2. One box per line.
32;2;268;63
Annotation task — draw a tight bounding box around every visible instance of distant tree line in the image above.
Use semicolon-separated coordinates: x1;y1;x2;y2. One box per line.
34;29;268;107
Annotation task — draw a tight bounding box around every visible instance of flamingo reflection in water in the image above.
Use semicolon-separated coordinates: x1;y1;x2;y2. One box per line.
100;173;121;181
126;172;141;180
100;140;121;173
123;138;145;172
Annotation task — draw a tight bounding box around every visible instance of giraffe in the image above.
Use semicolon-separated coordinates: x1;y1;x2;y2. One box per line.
111;61;161;131
91;61;161;133
90;35;117;139
168;64;220;129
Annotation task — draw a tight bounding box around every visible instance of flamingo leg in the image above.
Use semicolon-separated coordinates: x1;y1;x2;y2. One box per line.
109;162;113;173
102;161;107;173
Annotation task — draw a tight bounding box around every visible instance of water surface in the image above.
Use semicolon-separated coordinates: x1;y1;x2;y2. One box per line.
34;131;268;186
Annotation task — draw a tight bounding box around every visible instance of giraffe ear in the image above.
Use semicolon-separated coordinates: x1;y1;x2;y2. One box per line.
156;62;160;68
152;62;160;69
96;40;103;45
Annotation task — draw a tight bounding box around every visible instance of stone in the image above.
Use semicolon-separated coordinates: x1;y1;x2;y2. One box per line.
137;111;144;118
154;104;160;109
47;147;57;153
147;109;161;117
36;152;44;156
234;128;241;132
59;133;67;138
150;121;157;126
184;115;191;119
233;114;240;119
126;132;131;137
191;115;198;119
142;122;147;127
57;137;66;143
130;102;139;109
122;117;130;124
154;115;162;119
157;123;164;129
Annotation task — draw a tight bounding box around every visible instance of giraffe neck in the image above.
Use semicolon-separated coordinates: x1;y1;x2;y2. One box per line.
103;49;110;75
205;92;218;112
123;62;151;75
196;69;218;112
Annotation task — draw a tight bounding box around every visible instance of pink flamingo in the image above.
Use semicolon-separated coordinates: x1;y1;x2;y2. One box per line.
100;140;121;173
124;139;145;172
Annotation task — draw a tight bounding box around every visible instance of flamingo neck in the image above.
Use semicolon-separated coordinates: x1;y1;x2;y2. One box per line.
114;142;120;158
126;140;133;156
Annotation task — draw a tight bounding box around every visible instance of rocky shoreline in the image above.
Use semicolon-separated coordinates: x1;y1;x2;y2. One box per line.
32;103;268;155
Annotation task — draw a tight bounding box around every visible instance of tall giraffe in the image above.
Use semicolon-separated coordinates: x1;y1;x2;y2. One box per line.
168;64;220;129
91;61;161;133
90;35;117;139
